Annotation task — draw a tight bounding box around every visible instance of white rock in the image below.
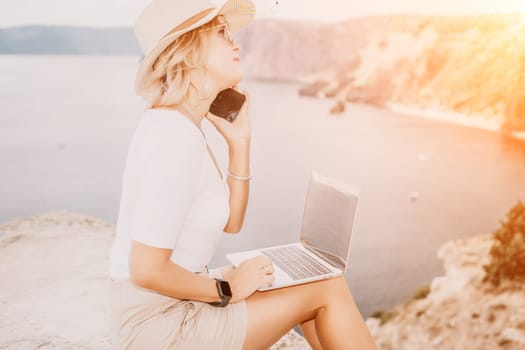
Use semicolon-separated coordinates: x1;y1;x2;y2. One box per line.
0;211;309;350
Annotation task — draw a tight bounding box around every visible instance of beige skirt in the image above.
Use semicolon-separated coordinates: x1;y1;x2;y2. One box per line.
109;268;248;350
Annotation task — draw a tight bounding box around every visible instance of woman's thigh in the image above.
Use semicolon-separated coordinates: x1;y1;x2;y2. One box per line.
241;275;350;350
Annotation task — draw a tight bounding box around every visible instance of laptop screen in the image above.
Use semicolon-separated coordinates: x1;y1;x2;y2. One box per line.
299;170;360;271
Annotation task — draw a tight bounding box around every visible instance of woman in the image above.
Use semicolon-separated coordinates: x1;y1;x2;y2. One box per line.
108;0;378;349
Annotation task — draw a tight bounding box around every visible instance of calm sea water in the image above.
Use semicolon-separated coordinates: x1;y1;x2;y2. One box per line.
1;55;524;318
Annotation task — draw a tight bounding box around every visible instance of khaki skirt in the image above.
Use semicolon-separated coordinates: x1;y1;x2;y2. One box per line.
109;267;248;350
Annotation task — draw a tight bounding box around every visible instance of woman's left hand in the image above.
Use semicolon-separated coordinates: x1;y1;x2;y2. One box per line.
219;264;236;280
205;85;251;147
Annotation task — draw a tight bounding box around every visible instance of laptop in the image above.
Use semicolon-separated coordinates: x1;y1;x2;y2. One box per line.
226;170;360;291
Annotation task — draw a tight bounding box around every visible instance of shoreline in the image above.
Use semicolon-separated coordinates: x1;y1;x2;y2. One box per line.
385;101;525;141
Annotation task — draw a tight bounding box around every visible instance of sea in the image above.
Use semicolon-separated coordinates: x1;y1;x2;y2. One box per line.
1;54;524;318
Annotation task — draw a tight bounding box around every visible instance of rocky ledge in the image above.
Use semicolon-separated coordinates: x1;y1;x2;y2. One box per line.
365;233;525;350
0;211;310;349
2;210;522;350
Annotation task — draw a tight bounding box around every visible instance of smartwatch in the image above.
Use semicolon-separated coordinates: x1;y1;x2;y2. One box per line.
208;278;232;307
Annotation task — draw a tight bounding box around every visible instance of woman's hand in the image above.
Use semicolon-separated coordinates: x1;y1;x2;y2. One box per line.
225;255;275;303
205;85;251;148
219;264;236;280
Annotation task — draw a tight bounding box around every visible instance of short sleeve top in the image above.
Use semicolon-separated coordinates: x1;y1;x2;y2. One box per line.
109;108;230;280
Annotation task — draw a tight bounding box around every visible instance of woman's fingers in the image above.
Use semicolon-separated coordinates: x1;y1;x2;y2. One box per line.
261;263;274;276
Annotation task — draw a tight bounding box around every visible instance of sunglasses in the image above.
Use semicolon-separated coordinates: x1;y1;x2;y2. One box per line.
165;22;235;73
199;23;234;46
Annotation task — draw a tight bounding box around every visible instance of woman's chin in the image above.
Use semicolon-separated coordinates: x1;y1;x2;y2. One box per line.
233;71;244;83
224;74;243;89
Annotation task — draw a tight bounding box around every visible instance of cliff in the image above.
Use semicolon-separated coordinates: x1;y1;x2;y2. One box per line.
365;233;525;349
298;14;525;133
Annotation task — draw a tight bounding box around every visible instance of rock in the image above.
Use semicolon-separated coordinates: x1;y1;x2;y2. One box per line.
330;100;346;114
298;80;331;98
365;233;525;350
501;328;525;345
237;17;381;82
297;14;525;129
0;211;309;349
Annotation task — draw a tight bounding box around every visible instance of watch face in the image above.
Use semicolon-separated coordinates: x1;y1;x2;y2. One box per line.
219;280;232;297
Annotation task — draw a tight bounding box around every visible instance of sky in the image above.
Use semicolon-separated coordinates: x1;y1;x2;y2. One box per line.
1;0;525;28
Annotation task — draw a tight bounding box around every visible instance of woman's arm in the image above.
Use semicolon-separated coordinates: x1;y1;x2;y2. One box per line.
223;139;251;234
130;242;268;305
129;240;221;303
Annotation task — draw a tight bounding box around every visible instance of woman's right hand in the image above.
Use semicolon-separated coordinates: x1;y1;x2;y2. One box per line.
226;255;275;303
205;86;251;148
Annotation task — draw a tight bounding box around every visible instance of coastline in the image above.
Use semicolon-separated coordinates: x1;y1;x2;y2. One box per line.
385;102;525;142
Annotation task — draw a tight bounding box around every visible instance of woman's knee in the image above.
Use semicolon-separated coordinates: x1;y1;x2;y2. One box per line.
241;282;327;349
241;275;352;347
284;276;350;314
311;274;353;302
244;275;349;325
247;283;322;321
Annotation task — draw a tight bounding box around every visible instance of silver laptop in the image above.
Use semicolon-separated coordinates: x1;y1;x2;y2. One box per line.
226;170;360;291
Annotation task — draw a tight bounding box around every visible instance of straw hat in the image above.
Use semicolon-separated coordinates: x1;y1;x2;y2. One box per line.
133;0;256;96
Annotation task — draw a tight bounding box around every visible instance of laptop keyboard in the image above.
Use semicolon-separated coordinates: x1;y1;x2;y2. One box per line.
260;245;332;280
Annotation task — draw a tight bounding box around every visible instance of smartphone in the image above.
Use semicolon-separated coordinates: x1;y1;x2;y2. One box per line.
209;88;246;123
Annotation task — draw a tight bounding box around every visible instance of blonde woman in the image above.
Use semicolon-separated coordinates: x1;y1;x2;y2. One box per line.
108;0;378;349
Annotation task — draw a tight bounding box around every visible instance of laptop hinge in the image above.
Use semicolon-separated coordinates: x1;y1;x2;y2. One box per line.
302;243;346;271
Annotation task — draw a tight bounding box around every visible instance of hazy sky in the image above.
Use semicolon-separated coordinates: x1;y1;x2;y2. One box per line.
1;0;525;28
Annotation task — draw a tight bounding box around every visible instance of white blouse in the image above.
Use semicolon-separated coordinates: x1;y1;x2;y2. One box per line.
109;108;230;280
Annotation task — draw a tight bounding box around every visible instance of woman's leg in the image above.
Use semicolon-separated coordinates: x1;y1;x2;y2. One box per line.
241;275;377;350
300;318;323;350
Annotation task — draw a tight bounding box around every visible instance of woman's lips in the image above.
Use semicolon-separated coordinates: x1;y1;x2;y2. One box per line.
233;57;240;62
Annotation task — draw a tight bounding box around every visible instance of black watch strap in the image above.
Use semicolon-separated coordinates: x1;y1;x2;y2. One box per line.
208;278;232;307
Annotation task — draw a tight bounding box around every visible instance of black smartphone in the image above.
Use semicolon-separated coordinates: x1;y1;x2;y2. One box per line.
209;88;246;123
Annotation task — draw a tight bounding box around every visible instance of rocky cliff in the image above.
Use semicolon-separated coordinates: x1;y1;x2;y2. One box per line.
365;233;525;350
297;14;525;132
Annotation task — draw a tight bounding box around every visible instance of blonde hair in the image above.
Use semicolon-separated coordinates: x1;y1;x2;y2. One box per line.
140;15;225;109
